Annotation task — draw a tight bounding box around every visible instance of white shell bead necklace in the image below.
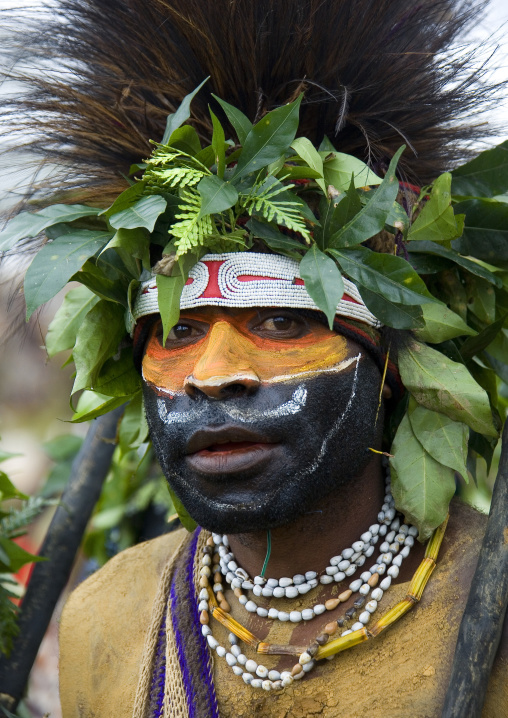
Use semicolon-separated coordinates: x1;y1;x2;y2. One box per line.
198;472;419;689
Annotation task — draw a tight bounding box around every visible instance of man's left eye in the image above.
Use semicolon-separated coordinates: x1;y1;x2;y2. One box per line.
260;316;294;331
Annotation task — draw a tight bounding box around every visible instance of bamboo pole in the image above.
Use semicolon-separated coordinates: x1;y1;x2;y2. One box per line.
0;407;124;712
441;420;508;717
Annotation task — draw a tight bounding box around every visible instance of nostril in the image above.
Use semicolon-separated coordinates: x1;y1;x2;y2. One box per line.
220;383;249;398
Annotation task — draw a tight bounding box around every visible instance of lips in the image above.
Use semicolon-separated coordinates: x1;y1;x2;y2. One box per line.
185;426;280;475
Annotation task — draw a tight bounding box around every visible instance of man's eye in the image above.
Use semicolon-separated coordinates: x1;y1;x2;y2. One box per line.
169;324;194;340
261;316;295;331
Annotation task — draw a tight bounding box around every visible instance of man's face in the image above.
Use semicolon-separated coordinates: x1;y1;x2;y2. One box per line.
141;307;383;534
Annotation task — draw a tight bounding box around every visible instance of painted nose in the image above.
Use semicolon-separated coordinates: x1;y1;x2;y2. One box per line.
184;322;261;400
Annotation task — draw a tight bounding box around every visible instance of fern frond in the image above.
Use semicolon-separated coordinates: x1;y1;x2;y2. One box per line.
1;497;56;540
242;182;311;240
171;189;216;255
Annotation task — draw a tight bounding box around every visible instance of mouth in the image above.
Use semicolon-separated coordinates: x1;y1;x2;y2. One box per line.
185;427;280;475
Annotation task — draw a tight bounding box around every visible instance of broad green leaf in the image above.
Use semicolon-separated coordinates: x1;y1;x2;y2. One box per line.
72;300;126;393
72;259;128;306
464;274;496;324
118;392;149;453
71;391;128;422
0;537;45;573
390;414;456;540
291;137;326;192
300;246;344;328
210;109;226;179
46;285;99;356
157;252;199;343
43;434;83;462
408;173;460;243
233;96;302;179
102;227;150;273
321;152;383;192
24;229;113;319
398;339;497;437
386;200;409;234
197;175;238;219
0;204;101;252
414;302;476;343
328;146;404;247
162;77;209;143
167;485;198;532
318;136;336;152
329;246;436;306
452;141;508;197
460;314;507;360
276;165;323;181
315;178;362;251
407;240;502;287
109;195;167;232
100;182;146;219
408;401;469;480
0;472;28;501
212;95;253;145
246;218;304;258
453;199;508;266
195;145;216;169
92;347;141;397
355;288;424;329
166;125;202;156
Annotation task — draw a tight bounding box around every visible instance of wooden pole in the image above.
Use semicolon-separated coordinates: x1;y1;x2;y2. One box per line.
0;407;123;711
441;420;508;717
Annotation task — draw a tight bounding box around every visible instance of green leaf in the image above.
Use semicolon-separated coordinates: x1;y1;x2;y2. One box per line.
321;153;383;193
291;137;326;192
414;302;476;343
93;347;141;397
0;472;28;501
212;95;253;145
328;146;404;248
453;199;508;266
167;486;197;532
355;288;424;329
24;229;113;319
100;182;146;219
109;195;167;232
233;96;302;179
452;141;508;197
46;285;99;356
246;218;304;259
315;178;363;251
408;401;469;479
390;414;456;540
398;339;498;437
210;109;226;179
157;252;199;343
162;77;209;143
276;165;323;181
0;204;101;252
197;175;238;218
118;392;149;453
319;136;336;152
299;246;344;328
195;145;216;169
329;245;436;306
102;227;150;273
72;300;126;393
464;274;496;324
72;259;128;306
408;173;461;243
460;314;507;360
165;125;202;156
407;240;502;287
43;434;83;462
0;537;46;573
71;391;128;422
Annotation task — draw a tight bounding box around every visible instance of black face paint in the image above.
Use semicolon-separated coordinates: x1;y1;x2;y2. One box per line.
143;351;383;534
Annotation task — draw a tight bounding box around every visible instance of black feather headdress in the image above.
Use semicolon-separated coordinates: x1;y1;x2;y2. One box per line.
0;0;499;208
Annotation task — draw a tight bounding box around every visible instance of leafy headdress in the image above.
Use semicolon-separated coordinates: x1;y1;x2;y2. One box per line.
1;0;507;540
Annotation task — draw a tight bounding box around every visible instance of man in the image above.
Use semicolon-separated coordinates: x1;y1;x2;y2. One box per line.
1;0;507;715
58;256;507;717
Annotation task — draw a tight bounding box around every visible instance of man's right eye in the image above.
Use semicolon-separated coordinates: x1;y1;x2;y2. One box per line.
155;321;204;347
169;324;194;340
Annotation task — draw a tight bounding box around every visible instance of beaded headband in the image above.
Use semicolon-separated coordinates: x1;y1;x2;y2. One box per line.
127;253;381;334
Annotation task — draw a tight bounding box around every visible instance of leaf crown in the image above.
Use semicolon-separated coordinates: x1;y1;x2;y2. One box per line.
1;83;508;539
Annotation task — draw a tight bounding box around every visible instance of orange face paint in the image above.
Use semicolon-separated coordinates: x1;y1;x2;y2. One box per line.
142;307;354;396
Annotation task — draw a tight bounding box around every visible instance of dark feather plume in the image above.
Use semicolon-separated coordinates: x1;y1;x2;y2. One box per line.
0;0;502;209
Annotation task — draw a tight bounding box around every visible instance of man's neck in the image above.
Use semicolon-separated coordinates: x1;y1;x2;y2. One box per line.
227;454;385;580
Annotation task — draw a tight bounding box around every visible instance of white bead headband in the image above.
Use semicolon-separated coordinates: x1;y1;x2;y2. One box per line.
126;253;382;333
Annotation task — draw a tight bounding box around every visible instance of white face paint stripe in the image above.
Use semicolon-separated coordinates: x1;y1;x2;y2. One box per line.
156;384;308;425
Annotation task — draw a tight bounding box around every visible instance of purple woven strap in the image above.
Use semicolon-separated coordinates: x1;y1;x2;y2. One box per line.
149;529;219;718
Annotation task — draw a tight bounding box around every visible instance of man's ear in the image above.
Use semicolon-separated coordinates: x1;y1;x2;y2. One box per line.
382;382;392;400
